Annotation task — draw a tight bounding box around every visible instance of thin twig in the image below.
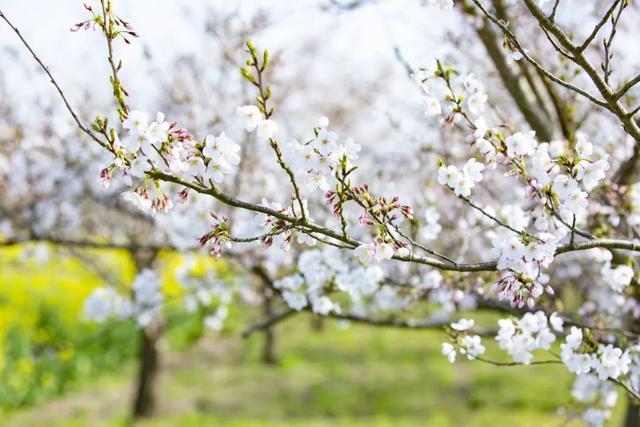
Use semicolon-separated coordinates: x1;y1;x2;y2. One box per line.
577;0;621;52
0;9;108;150
475;355;561;366
470;0;609;109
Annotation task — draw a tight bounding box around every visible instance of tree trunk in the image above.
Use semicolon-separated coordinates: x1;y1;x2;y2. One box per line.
130;248;160;419
623;400;640;427
261;286;277;365
311;315;324;332
132;326;160;418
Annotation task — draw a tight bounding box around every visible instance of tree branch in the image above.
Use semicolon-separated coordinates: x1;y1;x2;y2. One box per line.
576;0;621;52
460;1;553;141
469;0;609;109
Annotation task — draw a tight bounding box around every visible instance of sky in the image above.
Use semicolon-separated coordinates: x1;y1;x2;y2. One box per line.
0;1;455;113
6;0;637;166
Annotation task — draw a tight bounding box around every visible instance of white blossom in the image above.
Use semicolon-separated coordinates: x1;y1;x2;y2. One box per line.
283;291;308;311
441;342;456;363
237;105;262;131
505;131;537;157
459;335;485;360
451;318;474;331
256;119;279;140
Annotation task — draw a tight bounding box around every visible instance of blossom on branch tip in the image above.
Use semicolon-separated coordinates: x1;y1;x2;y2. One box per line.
460;335;485;360
451;318;474;331
256;119;278;140
441;342;456;363
145;112;171;144
438;160;482;197
313;129;338;157
122;189;152;214
354;242;394;264
237;105;262;131
496;312;558;365
462;158;484;183
437;165;459;188
122;110;149;134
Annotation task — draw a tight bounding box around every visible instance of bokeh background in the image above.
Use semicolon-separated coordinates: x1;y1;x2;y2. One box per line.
0;0;633;426
2;245;626;427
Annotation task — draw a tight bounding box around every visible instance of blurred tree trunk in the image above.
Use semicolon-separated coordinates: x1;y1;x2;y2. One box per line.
131;248;160;419
624;401;640;427
251;265;279;365
311;315;324;332
261;284;277;365
133;323;161;417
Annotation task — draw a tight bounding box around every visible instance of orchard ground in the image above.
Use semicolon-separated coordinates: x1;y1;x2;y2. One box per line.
0;245;629;426
2;316;630;427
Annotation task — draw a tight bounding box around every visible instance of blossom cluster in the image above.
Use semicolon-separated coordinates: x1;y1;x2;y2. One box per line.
600;258;635;293
495;311;563;364
437;159;484;198
560;327;632;381
104;110;241;216
286;117;362;193
273;247;401;315
559;328;639;425
353;241;395;264
237;105;278;141
415;62;488;122
441;309;640;425
470;126;610;225
490;232;556;308
572;373;618;427
83;268;163;327
441;318;486;363
256;198;315;251
417;63;616;309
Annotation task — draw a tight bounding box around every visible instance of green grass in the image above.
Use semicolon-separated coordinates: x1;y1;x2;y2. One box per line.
1;313;629;426
0;246;140;409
